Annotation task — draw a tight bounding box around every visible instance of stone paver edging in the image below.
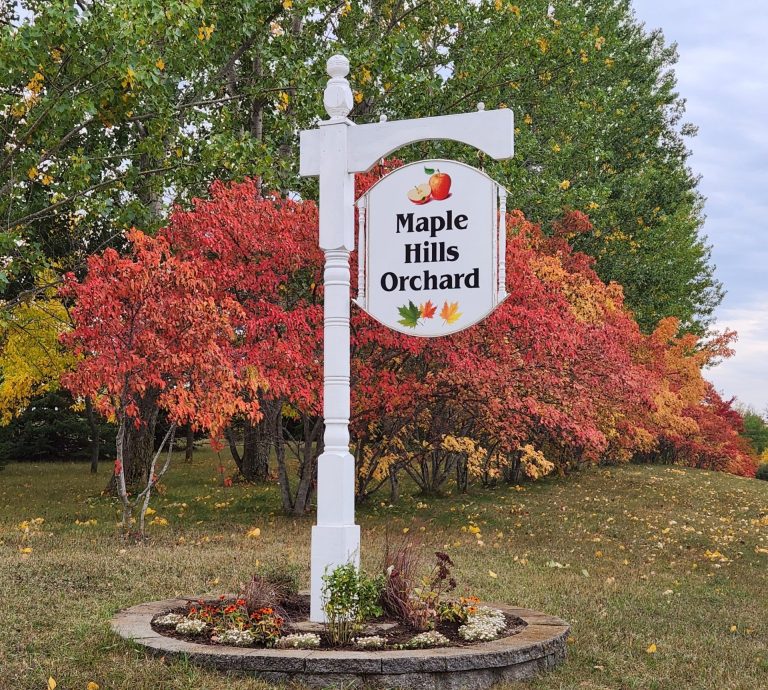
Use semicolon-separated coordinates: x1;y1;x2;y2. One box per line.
111;598;569;689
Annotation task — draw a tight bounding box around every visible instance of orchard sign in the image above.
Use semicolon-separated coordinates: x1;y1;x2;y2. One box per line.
299;55;514;622
356;159;508;336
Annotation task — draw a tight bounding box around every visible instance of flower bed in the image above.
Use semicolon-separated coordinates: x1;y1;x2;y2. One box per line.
151;593;526;651
151;547;531;652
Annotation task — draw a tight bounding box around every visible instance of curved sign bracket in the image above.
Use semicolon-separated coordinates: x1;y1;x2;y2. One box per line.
300;107;514;177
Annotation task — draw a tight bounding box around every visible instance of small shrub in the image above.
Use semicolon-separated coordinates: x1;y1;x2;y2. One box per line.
381;534;458;631
261;562;303;597
756;463;768;481
185;597;284;644
438;596;480;624
241;574;282;615
381;533;424;625
248;607;285;645
322;562;384;645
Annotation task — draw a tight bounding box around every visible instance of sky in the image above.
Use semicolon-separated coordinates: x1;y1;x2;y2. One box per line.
631;0;767;412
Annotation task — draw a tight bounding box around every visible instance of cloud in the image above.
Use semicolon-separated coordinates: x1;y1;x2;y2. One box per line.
707;294;768;411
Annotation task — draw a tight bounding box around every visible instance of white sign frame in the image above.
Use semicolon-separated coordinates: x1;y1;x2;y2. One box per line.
355;159;508;337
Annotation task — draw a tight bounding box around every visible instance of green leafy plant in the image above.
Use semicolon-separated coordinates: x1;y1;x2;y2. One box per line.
322;563;383;646
756;463;768;481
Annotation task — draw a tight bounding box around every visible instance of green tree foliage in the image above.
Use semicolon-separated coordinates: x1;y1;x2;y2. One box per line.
741;410;768;455
0;389;114;465
1;0;719;335
423;0;721;332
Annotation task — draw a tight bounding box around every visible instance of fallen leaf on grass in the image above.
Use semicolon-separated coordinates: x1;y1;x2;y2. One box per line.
488;570;498;579
246;528;261;538
646;643;657;654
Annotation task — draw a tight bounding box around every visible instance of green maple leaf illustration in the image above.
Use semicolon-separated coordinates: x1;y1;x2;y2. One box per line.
397;300;421;328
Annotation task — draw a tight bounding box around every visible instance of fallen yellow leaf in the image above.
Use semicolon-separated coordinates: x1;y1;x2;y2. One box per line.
87;683;100;690
646;643;657;654
48;678;57;690
488;570;498;579
246;528;261;538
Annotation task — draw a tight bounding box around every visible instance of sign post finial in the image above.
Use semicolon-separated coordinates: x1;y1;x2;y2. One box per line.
324;55;353;120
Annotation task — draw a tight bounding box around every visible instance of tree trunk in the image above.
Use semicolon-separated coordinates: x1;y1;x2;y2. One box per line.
226;425;244;474
240;418;260;481
291;416;322;516
456;456;468;493
250;405;272;482
85;395;100;474
275;408;294;513
105;392;159;493
185;424;194;462
389;467;400;504
226;408;273;483
274;405;321;516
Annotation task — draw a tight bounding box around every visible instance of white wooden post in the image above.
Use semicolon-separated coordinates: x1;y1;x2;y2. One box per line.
300;56;514;623
308;55;359;622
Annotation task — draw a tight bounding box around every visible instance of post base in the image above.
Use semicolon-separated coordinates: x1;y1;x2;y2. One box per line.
309;523;361;622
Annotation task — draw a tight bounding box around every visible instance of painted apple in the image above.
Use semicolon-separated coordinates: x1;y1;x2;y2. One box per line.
407;183;432;204
429;171;451;200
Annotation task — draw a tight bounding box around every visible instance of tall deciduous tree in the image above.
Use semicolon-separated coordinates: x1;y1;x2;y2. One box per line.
60;229;261;499
166;179;324;514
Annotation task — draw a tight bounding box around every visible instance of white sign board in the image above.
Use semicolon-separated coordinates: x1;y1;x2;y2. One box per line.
356;159;508;336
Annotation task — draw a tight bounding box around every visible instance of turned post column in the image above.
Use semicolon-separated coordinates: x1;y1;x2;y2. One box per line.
308;55;360;623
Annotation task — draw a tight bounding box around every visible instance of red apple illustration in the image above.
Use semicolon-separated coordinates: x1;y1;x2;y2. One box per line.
429;170;451;200
407;183;432;205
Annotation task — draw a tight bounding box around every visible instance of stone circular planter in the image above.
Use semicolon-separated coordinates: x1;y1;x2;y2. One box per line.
111;598;569;689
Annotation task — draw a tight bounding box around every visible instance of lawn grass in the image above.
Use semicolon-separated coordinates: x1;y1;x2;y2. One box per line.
1;453;766;690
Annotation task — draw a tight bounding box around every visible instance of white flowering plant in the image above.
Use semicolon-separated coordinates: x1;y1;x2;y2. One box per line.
353;635;387;649
213;629;256;647
458;606;507;642
154;613;186;628
175;618;208;635
274;633;321;649
406;630;450;648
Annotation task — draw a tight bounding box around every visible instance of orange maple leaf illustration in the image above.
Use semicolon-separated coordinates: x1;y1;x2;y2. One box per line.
440;301;462;325
419;300;437;319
